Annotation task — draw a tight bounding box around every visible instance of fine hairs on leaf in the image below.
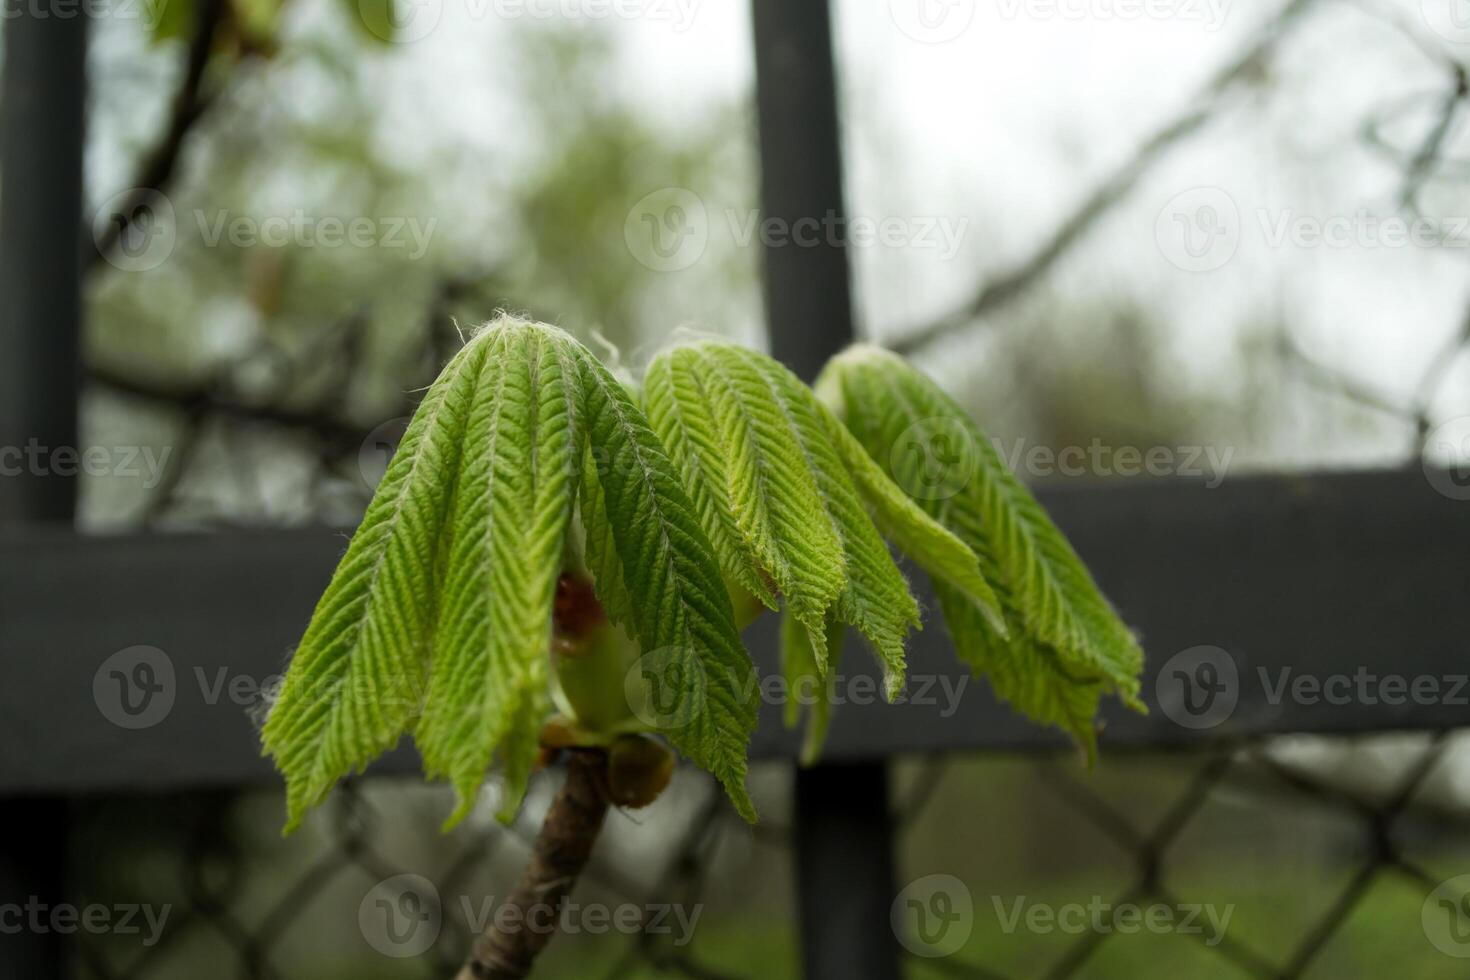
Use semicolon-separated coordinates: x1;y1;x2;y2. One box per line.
569;341;760;821
264;318;757;829
645;340;1008;702
263;319;1144;834
816;344;1146;758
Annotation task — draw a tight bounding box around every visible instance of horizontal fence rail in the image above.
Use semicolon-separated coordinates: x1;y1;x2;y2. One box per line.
2;467;1467;796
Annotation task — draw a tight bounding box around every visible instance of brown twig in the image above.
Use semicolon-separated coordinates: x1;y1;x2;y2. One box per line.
456;750;612;980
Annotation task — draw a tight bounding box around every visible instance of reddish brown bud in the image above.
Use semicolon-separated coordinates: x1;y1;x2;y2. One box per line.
553;573;608;650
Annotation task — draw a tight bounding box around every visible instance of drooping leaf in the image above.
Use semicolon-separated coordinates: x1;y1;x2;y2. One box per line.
648;341;923;696
579;446;638;634
780;610;844;767
646;345;844;642
817;345;1144;751
819;398;1007;635
643;349;781;612
570;341;760;821
415;325;584;826
262;331;489;832
743;348;918;698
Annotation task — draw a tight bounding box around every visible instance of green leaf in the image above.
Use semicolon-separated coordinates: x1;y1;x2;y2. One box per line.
262;330;489;832
643;349;781;612
646;345;844;642
147;0;194;43
743;348;919;698
817;345;1145;750
415;325;585;827
648;341;921;697
349;0;399;43
934;578;1108;762
579;446;638;634
569;341;760;821
820;399;1007;636
780;610;844;767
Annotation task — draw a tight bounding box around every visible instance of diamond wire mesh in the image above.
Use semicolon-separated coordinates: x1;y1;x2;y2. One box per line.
66;730;1469;980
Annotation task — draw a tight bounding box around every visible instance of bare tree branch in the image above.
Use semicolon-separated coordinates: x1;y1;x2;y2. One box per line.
891;0;1320;356
91;0;228;268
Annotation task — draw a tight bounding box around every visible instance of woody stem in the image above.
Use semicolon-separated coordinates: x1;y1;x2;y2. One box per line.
453;748;611;980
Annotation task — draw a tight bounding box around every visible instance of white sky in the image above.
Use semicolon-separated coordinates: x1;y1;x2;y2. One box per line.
86;0;1470;466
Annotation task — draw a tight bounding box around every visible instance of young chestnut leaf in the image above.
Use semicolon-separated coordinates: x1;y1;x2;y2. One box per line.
816;345;1146;758
264;319;761;830
645;340;1006;702
262;329;491;832
779;610;844;766
414;326;582;827
570;341;761;821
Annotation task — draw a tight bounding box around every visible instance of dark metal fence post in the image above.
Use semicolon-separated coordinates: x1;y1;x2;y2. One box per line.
0;6;88;976
750;2;903;978
0;5;87;523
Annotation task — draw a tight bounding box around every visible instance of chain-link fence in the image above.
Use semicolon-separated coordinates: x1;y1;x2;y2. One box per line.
69;729;1470;980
